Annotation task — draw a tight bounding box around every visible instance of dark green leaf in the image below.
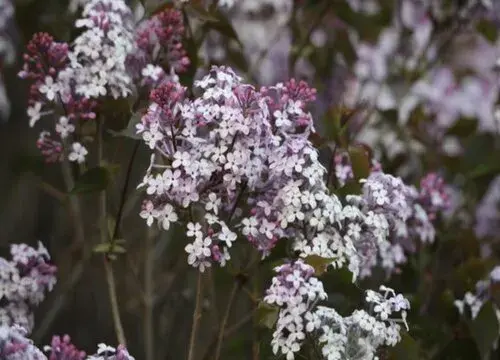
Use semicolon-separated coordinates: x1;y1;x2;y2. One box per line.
303;255;335;276
389;332;420;360
203;10;241;46
108;113;142;140
476;20;498;43
348;145;371;181
146;0;173;17
185;3;219;22
70;167;110;194
468;301;499;360
336;179;362;196
446;117;478;137
256;302;279;329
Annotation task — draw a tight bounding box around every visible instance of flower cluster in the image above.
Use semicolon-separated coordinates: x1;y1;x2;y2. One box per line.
70;0;135;99
0;325;46;359
138;66;353;274
128;8;189;87
310;286;409;360
454;265;500;319
400;67;498;133
19;32;97;163
345;170;450;277
333;151;449;276
263;261;410;360
0;243;134;360
0;242;57;333
264;260;327;358
44;335;86;360
44;341;135;360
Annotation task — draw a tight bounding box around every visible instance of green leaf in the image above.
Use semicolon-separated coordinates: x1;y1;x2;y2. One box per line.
70;167;110;194
185;3;219;22
389;332;420;360
468;160;500;179
202;9;241;46
303;255;335;276
335;179;362;196
112;244;127;254
93;243;112;253
476;19;498;43
256;302;279;329
446;117;478;137
108;113;142;140
348;145;371;181
145;0;173;17
468;301;499;360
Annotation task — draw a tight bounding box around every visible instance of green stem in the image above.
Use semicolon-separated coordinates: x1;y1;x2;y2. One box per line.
187;271;204;360
97;118;127;346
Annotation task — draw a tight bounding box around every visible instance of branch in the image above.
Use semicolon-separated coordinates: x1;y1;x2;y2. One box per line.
187;271;204;360
214;282;240;360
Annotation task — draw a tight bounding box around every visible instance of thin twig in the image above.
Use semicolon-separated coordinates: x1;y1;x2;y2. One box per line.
104;259;127;345
144;228;155;360
97;118;127;346
111;142;140;241
37;181;66;202
201;310;255;360
214;282;240;360
187;271;204;360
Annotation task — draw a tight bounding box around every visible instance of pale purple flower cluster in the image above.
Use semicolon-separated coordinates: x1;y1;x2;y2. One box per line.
0;243;134;359
138;66;355;272
400;67;498;133
82;343;134;360
343;171;449;277
309;286;409;360
19;32;97;163
0;325;46;359
69;0;135;99
263;259;410;360
43;337;135;360
0;242;57;333
128;8;189;85
454;265;500;319
331;150;448;276
264;260;327;359
44;335;86;360
418;172;450;220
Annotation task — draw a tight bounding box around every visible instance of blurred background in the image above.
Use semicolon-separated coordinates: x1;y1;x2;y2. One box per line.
2;0;500;359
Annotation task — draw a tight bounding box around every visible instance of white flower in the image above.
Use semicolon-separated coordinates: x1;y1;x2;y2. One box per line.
186;222;202;239
39;76;59;101
27;102;42;127
241;217;259;237
68;142;88;164
159;204;178;230
140;201;157;226
55;116;75;138
205;193;221;214
218;226;237;248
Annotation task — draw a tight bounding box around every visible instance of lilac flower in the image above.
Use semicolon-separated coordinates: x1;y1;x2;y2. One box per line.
70;0;135;99
0;325;46;359
44;334;86;360
19;32;97;162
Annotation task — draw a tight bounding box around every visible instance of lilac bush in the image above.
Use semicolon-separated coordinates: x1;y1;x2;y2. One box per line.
1;0;500;359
